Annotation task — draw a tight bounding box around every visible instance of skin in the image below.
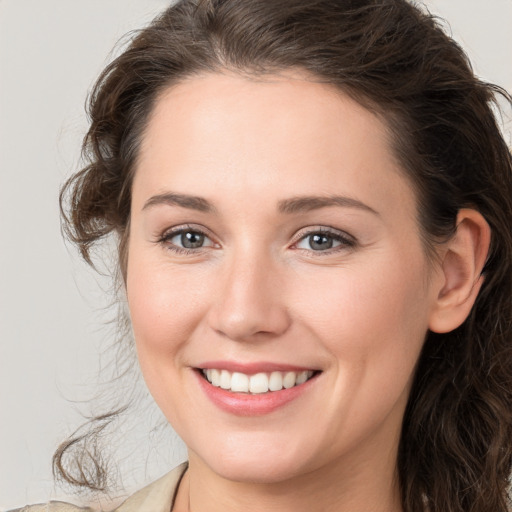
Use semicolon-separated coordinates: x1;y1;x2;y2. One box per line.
126;72;489;512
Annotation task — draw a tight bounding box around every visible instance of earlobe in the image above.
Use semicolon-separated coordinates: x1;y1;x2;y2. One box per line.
428;209;491;334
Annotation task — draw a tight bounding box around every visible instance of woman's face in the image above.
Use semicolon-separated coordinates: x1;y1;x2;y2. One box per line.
127;72;441;484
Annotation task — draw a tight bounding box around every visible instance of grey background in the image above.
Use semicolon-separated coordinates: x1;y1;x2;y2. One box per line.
1;0;511;510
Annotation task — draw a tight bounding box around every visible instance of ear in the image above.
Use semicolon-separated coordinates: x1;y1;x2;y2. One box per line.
428;209;491;333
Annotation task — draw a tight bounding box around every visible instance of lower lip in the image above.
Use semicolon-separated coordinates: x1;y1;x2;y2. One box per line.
194;370;318;416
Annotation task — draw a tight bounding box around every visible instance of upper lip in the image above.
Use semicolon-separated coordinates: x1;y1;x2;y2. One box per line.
196;361;320;374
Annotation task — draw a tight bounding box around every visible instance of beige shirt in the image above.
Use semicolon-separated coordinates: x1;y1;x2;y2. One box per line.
11;463;188;512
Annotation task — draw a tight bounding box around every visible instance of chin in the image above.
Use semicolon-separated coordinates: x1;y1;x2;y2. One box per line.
190;433;317;485
209;458;306;485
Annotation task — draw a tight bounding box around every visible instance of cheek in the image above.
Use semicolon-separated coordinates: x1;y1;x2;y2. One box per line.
126;248;209;363
295;261;428;343
125;250;215;418
291;251;431;395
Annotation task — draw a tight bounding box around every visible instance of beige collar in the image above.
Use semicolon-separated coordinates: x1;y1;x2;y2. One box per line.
114;463;188;512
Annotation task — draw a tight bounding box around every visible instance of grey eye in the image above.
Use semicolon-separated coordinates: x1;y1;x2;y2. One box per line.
308;234;334;251
169;230;214;249
295;230;354;252
297;233;342;251
181;231;205;248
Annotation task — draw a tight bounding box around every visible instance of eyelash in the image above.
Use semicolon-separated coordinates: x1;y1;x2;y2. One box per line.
157;225;356;256
157;224;216;255
291;227;356;255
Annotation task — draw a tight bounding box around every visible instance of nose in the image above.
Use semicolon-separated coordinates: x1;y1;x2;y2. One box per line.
207;250;291;342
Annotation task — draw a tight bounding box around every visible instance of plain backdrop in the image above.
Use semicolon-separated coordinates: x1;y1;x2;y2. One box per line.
1;0;511;510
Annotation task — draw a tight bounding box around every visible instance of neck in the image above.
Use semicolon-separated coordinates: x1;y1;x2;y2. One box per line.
173;445;403;512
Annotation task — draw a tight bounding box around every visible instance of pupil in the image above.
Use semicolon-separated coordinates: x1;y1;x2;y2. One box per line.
182;231;204;249
310;234;333;250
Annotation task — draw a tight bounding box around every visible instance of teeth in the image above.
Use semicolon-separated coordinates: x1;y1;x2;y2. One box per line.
296;370;308;385
249;373;268;394
201;369;315;394
210;369;220;387
220;369;231;389
231;372;249;392
268;371;283;391
283;371;296;389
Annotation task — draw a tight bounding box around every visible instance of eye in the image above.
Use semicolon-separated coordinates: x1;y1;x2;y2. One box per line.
159;226;216;254
171;230;210;249
294;229;355;252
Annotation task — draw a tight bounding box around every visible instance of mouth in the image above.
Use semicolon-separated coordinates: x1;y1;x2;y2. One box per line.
194;364;322;415
197;368;320;394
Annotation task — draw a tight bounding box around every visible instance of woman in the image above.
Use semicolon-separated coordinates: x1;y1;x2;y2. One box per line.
13;0;512;511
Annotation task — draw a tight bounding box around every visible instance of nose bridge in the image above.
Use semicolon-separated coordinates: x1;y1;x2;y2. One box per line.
208;241;290;341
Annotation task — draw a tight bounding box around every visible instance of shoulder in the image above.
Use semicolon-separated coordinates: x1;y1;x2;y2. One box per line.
9;463;188;512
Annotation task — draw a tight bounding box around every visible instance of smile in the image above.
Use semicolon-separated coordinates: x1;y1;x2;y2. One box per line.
195;366;321;416
201;369;316;394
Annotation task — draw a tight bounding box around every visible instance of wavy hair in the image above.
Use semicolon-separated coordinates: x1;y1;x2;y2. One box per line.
57;1;512;510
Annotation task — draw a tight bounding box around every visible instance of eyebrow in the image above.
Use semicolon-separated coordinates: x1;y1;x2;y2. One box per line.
278;195;379;216
142;193;216;213
142;192;378;216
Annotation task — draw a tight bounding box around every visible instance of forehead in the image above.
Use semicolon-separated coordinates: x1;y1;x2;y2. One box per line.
134;72;416;220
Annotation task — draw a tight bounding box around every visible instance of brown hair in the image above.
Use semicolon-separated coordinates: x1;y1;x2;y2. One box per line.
57;1;512;510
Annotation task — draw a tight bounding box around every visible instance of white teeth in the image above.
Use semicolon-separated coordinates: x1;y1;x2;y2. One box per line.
210;368;220;387
220;369;231;389
201;368;315;394
231;372;249;392
268;371;283;391
249;373;269;394
283;371;296;389
296;370;308;385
